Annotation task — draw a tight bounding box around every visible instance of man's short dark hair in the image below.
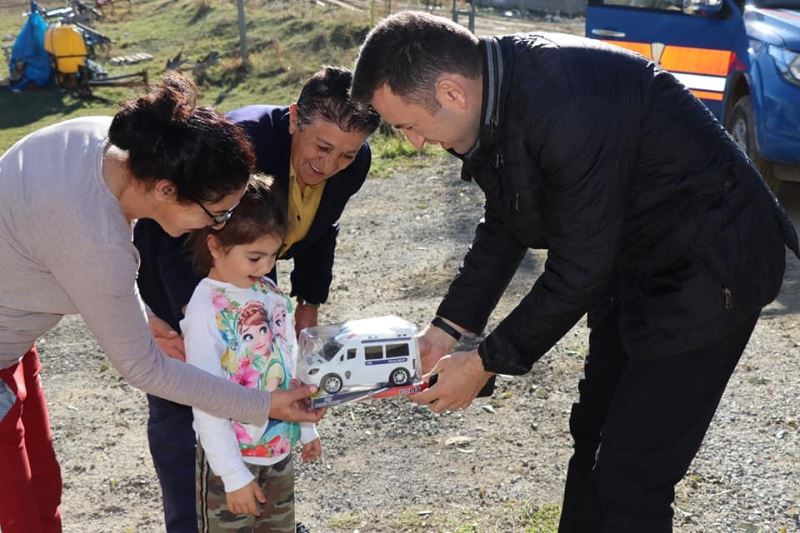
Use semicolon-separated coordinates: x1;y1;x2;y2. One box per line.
296;66;380;135
351;11;481;110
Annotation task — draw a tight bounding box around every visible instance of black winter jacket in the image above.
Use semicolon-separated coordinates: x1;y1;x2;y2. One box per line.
435;33;799;375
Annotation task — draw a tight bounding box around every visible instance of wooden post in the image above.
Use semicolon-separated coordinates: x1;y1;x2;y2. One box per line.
236;0;249;65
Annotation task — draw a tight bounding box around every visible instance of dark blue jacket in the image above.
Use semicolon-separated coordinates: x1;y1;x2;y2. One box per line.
134;219;199;332
226;105;371;305
134;105;371;318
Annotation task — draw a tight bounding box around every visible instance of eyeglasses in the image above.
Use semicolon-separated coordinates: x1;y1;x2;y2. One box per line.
194;199;240;228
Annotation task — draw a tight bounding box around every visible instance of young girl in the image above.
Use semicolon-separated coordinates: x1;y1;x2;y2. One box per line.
182;174;321;531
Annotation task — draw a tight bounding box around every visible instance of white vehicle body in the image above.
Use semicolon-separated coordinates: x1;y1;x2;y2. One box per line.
301;316;419;394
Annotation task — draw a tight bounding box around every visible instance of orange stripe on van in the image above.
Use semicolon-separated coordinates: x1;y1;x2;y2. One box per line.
602;40;653;59
691;89;724;101
660;46;732;77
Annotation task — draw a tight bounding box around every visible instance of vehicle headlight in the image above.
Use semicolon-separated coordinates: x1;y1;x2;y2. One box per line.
768;46;800;86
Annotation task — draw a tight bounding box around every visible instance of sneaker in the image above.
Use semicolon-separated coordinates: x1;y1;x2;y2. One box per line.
296;522;311;533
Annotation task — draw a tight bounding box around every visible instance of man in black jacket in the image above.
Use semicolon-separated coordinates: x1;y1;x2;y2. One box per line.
351;11;799;532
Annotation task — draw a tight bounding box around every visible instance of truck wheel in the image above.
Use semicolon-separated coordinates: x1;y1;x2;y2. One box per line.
321;373;343;394
389;367;410;386
726;95;782;194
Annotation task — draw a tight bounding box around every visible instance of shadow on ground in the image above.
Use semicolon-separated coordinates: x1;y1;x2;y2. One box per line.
0;88;89;130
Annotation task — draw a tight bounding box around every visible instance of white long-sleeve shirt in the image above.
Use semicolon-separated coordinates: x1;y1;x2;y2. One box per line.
183;277;318;492
0;117;270;424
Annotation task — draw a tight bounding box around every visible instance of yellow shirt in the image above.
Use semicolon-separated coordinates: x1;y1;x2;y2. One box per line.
281;164;326;256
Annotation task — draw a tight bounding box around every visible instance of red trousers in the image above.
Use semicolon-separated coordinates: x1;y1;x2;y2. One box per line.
0;347;62;533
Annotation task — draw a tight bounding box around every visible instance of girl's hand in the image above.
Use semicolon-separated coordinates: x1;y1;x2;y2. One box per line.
149;314;186;361
225;480;265;516
301;438;322;462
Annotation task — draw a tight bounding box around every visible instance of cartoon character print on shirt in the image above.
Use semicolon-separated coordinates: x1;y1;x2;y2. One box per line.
210;281;299;458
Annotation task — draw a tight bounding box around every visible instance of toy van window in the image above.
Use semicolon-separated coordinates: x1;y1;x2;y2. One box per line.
385;343;410;358
603;0;683;11
321;339;343;361
347;348;356;360
365;345;383;360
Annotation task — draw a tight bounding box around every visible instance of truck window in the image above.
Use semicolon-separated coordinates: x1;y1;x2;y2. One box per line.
364;345;383;360
347;348;356;360
600;0;683;11
385;343;410;358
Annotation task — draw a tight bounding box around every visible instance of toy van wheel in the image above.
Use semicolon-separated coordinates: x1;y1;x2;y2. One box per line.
389;368;410;386
321;373;343;394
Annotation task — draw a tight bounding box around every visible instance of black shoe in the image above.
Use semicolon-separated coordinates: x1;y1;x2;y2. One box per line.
296;522;311;533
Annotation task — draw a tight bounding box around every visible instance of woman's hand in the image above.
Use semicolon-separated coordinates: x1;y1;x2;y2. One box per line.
268;385;326;423
225;480;265;516
148;314;186;361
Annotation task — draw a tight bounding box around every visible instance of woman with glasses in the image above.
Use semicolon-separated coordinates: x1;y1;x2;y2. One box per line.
133;66;381;533
0;73;324;533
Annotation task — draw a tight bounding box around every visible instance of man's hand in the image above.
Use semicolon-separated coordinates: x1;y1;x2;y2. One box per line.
226;480;265;516
418;322;460;373
301;438;321;462
294;303;319;338
148;314;185;361
268;385;327;423
410;350;494;413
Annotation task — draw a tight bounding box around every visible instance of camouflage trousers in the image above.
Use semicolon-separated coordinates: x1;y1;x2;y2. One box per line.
196;445;295;533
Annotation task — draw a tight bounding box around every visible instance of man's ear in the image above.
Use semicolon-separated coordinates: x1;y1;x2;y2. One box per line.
288;103;299;135
154;179;178;202
436;77;468;110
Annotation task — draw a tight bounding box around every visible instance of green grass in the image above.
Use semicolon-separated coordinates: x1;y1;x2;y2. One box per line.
322;500;561;532
0;0;440;174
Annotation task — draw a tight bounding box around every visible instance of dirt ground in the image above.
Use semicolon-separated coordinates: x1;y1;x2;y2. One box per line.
38;149;800;532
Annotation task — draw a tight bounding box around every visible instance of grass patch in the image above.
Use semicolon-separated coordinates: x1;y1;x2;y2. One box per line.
2;0;383;153
322;500;561;532
522;503;561;533
368;131;448;177
1;0;449;177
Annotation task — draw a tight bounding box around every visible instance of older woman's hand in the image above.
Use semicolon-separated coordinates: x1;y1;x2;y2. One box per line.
294;303;319;338
149;314;186;361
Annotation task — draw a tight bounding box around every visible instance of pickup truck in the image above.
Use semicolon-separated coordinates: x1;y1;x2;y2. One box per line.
586;0;800;191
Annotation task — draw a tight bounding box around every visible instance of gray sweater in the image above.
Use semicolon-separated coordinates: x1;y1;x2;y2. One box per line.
0;117;270;425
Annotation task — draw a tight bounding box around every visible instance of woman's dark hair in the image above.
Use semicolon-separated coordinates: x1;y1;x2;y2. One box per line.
351;11;481;111
189;174;288;276
108;72;255;204
296;66;380;135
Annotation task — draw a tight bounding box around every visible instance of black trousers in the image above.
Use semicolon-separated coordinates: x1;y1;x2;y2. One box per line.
558;308;760;533
147;394;198;533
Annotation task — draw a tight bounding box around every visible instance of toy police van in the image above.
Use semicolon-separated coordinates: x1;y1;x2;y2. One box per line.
299;316;420;395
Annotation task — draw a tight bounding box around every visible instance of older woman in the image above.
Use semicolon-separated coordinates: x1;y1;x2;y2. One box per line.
0;73;322;533
133;66;380;532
